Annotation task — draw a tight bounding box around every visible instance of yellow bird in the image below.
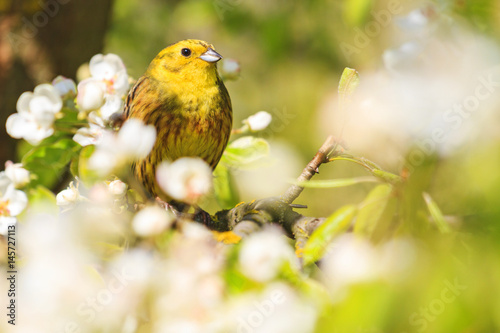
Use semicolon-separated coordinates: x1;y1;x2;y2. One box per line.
124;39;233;199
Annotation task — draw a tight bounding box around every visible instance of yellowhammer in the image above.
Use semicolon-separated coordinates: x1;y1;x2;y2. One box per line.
124;39;232;198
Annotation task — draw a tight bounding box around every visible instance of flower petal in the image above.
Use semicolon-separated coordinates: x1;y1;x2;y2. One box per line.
100;94;124;121
33;83;63;113
108;179;127;197
117;119;156;159
23;126;54;146
4;185;28;216
88;146;119;176
77;78;106;111
29;96;56;128
0;172;12;195
16;91;34;115
245;111;272;131
52;76;77;97
112;70;130;96
5;162;30;188
89;54;126;80
0;216;16;236
156;157;212;204
73;128;97;147
132;205;174;237
6;113;37;140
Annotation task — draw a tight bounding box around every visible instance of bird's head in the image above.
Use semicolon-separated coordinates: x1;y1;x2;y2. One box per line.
147;39;223;83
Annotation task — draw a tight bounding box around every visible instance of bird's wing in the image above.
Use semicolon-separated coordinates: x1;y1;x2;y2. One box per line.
122;75;182;126
124;75;149;120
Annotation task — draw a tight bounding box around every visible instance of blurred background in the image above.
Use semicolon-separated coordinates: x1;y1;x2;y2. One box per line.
1;0;500;217
3;1;500;332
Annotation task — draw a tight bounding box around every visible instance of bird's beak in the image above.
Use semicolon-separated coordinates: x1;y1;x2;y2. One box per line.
199;48;222;63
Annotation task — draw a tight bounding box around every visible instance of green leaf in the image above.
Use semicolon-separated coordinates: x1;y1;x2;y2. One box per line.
302;205;357;266
371;169;402;184
70;154;79;178
22;138;81;189
56;106;79;122
338;67;360;110
354;184;394;236
213;163;240;209
295;176;377;188
423;192;451;233
221;136;270;169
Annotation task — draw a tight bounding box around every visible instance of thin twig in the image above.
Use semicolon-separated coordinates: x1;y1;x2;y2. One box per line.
281;136;340;204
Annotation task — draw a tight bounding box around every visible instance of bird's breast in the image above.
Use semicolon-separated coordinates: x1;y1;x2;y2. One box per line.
155;87;232;167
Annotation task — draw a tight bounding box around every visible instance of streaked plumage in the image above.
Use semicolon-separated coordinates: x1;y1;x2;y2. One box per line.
124;39;232;198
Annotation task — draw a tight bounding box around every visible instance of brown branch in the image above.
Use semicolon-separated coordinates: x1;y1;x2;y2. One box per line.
179;137;344;245
280;135;341;204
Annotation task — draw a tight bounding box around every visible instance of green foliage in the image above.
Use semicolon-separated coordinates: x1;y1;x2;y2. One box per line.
213;163;240;209
220;136;270;169
22;136;81;189
7;2;500;329
338;67;360;109
423;192;451;234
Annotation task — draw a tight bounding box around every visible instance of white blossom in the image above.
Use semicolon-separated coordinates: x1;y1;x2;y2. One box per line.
73;112;106;146
321;235;380;289
89;53;129;96
318;22;500;162
6;84;62;145
88;119;156;176
4;161;30;188
132;205;175;237
156;157;213;204
107;179;128;197
0;184;28;217
52;76;77;97
245;111;272;132
117;119;157;159
100;94;124;121
77;54;129;122
238;227;298;282
230;283;317;333
56;181;84;209
76;53;129;120
0;174;28;235
77;78;106;112
0;216;17;236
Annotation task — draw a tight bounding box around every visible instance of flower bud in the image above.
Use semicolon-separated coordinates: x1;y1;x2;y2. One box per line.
77;78;106;111
156;157;213;204
108;179;127;197
56;182;83;208
245;111;272;131
132;205;174;237
52;76;77;97
4;161;30;188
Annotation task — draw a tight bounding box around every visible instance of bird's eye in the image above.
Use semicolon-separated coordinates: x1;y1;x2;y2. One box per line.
181;48;191;57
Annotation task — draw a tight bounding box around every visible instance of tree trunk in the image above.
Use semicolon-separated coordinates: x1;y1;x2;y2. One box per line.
0;0;114;165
